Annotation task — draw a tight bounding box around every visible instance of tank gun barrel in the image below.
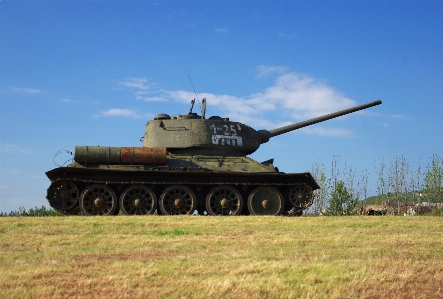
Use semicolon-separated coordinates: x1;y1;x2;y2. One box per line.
258;100;382;143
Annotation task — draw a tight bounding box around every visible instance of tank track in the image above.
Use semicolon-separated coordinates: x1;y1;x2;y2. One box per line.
46;167;319;216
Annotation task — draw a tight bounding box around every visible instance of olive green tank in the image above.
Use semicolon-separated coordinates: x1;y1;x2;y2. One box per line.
46;99;382;216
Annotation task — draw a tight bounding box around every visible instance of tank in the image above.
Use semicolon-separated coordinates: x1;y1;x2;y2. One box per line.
46;99;382;216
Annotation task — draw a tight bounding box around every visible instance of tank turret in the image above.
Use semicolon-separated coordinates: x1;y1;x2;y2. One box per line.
142;99;382;155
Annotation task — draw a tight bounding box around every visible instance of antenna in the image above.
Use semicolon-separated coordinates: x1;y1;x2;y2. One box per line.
201;97;206;119
189;98;195;114
188;73;200;107
187;74;206;118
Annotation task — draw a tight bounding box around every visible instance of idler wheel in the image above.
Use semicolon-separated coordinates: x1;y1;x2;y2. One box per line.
206;186;242;216
289;185;313;209
47;180;79;212
119;185;157;215
159;185;196;215
80;184;117;216
247;187;283;216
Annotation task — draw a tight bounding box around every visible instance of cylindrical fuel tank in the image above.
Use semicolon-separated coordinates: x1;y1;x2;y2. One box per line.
74;146;166;165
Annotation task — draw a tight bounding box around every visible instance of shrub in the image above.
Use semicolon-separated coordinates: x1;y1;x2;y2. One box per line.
431;206;443;216
0;206;63;217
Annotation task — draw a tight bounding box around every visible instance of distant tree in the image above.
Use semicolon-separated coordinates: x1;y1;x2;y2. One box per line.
387;155;409;214
408;159;422;205
310;161;330;214
328;180;356;215
376;158;389;204
329;156;366;215
343;163;368;207
424;154;443;203
374;196;382;205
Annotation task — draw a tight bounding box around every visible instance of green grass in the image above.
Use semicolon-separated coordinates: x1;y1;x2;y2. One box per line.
1;216;442;298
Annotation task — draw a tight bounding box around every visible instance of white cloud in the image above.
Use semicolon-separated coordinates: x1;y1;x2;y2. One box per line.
118;78;167;102
119;77;150;90
59;98;80;104
251;73;356;119
390;114;408;119
136;96;168;102
95;108;140;118
256;65;289;77
302;127;354;138
165;71;357;129
117;69;372;136
9;87;41;94
135;91;168;102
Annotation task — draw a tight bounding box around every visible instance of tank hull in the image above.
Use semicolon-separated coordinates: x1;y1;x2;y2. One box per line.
46;165;319;216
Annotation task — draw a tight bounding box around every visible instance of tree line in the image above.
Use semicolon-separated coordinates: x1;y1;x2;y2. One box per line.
309;154;443;216
0;206;62;217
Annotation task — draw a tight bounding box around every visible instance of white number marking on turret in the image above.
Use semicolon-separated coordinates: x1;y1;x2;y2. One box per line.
211;135;243;146
210;124;242;146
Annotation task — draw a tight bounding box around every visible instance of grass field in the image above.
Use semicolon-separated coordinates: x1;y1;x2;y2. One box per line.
1;216;442;298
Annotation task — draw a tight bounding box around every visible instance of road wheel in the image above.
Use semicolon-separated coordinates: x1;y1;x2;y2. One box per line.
159;185;196;215
247;187;284;216
80;184;117;216
119;185;157;215
206;186;242;216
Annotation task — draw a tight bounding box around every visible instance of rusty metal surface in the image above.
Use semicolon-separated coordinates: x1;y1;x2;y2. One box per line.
74;146;167;165
120;147;166;165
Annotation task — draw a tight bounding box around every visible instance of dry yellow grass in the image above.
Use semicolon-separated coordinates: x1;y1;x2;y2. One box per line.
1;216;442;298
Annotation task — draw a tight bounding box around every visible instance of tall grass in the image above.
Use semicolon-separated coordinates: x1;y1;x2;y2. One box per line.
0;216;442;298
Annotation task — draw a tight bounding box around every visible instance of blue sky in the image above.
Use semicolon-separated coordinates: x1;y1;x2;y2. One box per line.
1;0;442;212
